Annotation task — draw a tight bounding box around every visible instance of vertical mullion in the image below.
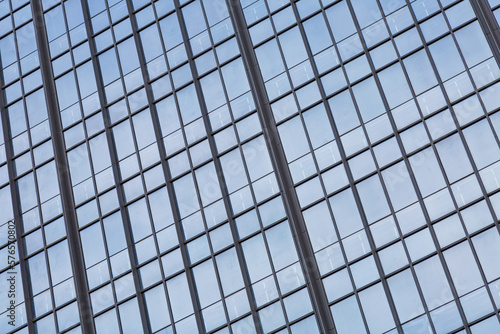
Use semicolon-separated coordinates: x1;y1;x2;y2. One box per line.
252;4;373;333
119;0;207;332
0;72;36;334
2;2;37;333
29;1;95;333
224;1;337;334
76;0;152;332
58;8;122;326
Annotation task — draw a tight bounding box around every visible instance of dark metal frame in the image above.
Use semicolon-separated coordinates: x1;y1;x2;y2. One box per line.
0;38;37;334
29;0;95;332
171;1;265;332
225;1;337;333
231;0;500;333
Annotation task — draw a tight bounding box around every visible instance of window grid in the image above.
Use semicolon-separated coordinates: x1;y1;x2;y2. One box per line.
229;1;337;333
76;0;196;333
30;0;96;331
241;0;500;333
2;0;500;333
238;0;500;334
174;1;265;332
1;0;82;332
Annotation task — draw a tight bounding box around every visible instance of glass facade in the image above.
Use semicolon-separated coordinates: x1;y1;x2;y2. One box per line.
1;0;500;333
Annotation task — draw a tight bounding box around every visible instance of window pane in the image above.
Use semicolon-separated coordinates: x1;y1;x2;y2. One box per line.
331;296;367;334
330;189;364;237
167;273;194;321
242;234;272;282
444;242;484;296
388;269;425;323
359;283;396;334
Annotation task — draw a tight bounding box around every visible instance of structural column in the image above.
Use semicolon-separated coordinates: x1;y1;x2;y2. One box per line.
29;0;94;332
0;61;36;334
225;1;337;333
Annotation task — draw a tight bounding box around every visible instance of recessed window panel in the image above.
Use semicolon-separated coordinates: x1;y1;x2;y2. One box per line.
36;161;59;203
259;301;286;333
81;223;106;268
325;1;356;42
144;285;171;332
395;28;422;56
382;162;418;211
279;27;308;69
436;134;473;183
463;119;500;169
455;22;493;67
284;288;313;321
379;63;413;109
127;198;153;242
167;273;194;321
278;116;310;162
359;283;396;334
132;110;156;150
182;0;206;38
193;259;221;308
113;120;137;161
303;14;332;55
201;71;226;113
357;175;390;224
323;268;352;302
329;189;364;238
17;23;37;58
434;214;465;247
173;173;200;218
242;136;273;181
28;252;50;295
430;36;465;81
379;241;408;274
328;90;360;135
177;85;202;125
216;248;244;296
242;234;272;283
103;212;127;256
421;13;448;42
255;39;285;81
266;222;298;270
48;240;73;285
303;201;337;252
350;256;378;287
119;298;144;334
331;296;367;334
409;148;446;197
404;50;438;95
56;71;79;111
444;242;484;296
472;228;500;282
222;58;250;100
220;149;248;193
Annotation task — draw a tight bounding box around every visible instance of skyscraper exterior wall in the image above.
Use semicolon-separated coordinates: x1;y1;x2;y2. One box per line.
1;0;500;333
